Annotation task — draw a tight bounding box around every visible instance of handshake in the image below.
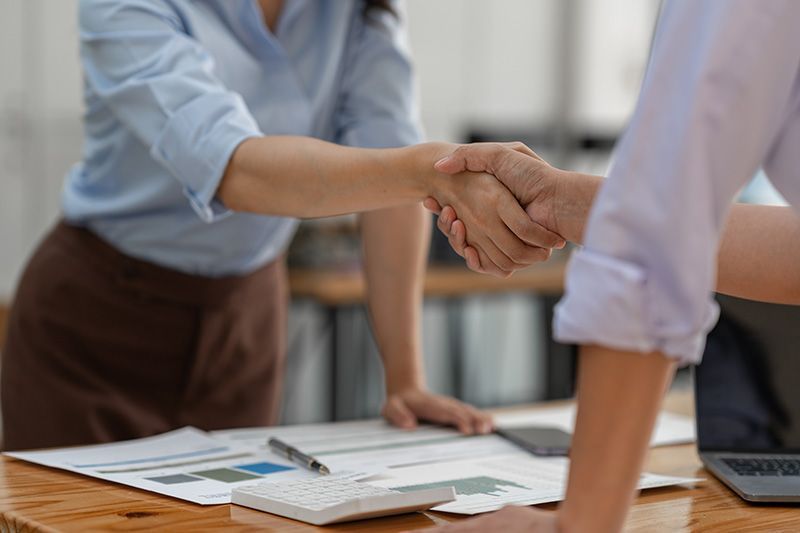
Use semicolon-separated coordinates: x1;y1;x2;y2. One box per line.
420;142;601;277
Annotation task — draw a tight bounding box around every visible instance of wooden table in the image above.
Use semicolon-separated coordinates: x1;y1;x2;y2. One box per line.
0;262;567;350
289;262;566;306
3;392;799;532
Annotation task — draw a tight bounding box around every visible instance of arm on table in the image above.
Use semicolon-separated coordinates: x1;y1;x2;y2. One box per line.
360;206;493;434
427;1;800;530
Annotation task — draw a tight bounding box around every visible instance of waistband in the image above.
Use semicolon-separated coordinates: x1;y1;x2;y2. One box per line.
50;221;285;307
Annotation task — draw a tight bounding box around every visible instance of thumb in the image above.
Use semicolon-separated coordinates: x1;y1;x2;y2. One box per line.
433;154;468;175
434;143;511;176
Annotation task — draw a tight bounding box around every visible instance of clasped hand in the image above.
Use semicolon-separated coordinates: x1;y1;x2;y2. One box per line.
426;143;566;276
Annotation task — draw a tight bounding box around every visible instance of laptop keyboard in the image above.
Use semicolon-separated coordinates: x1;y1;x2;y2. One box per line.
722;458;800;476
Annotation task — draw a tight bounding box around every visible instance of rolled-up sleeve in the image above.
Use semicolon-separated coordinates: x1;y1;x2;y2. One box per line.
79;0;263;222
554;0;800;365
335;1;423;149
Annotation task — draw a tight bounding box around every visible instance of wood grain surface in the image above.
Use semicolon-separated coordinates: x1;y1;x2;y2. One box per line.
288;262;567;306
3;391;800;532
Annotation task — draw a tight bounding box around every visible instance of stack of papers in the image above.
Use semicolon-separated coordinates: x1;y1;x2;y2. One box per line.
6;408;699;513
6;428;316;504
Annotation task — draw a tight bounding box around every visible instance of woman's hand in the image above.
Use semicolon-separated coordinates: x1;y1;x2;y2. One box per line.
425;142;603;274
415;506;560;533
426;169;563;278
425;142;565;275
416;143;564;278
382;387;494;435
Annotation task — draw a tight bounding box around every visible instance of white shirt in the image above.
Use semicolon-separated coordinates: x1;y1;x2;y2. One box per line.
554;0;800;365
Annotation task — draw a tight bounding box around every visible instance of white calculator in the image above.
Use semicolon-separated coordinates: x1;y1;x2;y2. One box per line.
231;477;456;525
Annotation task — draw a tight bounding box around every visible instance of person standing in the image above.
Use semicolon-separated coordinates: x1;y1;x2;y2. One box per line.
1;0;562;450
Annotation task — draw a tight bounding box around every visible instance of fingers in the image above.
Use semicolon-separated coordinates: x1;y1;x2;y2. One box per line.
449;220;467;255
475;247;513;278
438;206;551;276
466;405;494;434
438;211;516;277
382;396;418;430
435;207;469;259
428;398;487;435
436;205;457;236
476;212;552;272
441;402;488;435
464;246;483;273
423;197;443;215
498;196;565;249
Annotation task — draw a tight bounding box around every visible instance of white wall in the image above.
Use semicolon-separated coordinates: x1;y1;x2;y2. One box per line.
569;0;660;134
0;0;82;299
406;0;562;142
407;0;659;141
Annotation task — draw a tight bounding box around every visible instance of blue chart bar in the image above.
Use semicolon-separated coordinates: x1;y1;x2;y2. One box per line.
235;462;296;475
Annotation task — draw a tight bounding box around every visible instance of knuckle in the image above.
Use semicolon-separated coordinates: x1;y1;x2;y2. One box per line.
452;145;470;158
540;230;561;248
508;243;530;264
497;255;515;271
533;247;552;263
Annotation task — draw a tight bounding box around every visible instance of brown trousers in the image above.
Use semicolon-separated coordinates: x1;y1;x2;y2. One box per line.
1;222;287;451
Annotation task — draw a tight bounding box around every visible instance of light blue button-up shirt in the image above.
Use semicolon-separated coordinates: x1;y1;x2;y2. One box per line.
554;0;800;365
64;0;422;276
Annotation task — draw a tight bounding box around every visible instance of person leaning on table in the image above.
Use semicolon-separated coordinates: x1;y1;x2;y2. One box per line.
422;0;800;531
0;0;565;451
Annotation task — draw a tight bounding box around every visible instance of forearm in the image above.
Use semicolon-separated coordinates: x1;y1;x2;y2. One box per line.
549;175;800;304
219;136;454;218
549;170;604;245
559;346;676;533
717;204;800;304
361;204;430;393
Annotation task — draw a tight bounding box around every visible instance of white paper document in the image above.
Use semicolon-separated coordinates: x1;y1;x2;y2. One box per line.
494;405;696;447
5;427;317;504
212;420;523;473
7;409;699;511
366;453;701;515
213;419;700;515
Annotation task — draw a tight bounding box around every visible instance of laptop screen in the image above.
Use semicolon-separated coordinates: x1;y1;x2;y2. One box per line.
695;295;800;453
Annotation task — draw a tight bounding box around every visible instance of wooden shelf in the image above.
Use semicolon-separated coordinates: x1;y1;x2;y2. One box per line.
0;261;567;346
289;261;567;306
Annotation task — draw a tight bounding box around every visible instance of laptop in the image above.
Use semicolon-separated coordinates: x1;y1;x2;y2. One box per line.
695;295;800;502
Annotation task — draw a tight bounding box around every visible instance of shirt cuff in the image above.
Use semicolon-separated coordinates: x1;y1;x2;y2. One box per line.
553;249;720;365
150;92;263;223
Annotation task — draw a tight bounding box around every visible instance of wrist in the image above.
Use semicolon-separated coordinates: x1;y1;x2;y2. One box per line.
384;366;426;396
396;142;458;200
551;170;603;245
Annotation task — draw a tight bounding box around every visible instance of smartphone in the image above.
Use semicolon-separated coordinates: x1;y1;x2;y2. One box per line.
495;426;572;456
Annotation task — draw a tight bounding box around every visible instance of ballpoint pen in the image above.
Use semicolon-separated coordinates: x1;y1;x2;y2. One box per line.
268;437;331;475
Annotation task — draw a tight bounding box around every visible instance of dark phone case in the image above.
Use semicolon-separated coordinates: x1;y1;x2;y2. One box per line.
495;426;572;456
